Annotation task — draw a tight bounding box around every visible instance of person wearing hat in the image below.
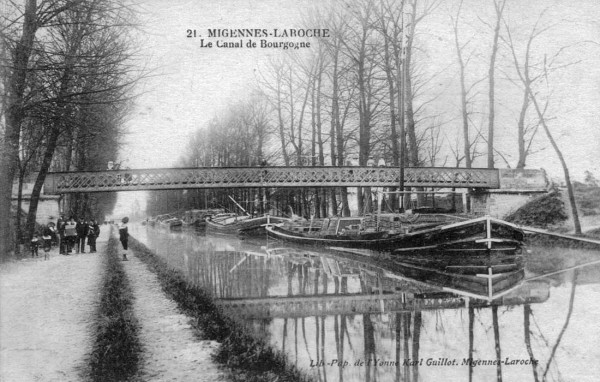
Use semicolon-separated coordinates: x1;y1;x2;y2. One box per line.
57;215;66;254
87;219;100;253
118;217;129;261
76;217;88;253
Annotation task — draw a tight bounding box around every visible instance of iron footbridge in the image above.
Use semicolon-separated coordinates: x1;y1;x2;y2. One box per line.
43;166;502;194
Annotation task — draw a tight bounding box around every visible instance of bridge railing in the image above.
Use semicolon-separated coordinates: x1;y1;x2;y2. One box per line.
43;166;500;194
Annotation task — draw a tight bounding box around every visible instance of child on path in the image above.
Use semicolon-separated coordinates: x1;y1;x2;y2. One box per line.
118;217;129;261
42;223;54;256
30;234;40;258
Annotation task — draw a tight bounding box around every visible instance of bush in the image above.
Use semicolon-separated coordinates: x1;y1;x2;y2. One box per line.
88;234;141;381
505;191;567;228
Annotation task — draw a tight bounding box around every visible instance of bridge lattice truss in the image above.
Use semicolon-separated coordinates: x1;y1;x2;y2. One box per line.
43;166;500;194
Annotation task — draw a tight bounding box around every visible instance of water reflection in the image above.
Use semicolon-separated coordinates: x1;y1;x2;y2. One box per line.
131;224;600;382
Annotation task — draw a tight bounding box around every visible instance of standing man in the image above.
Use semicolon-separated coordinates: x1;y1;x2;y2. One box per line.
76;217;88;253
64;217;77;254
87;219;100;253
57;215;66;254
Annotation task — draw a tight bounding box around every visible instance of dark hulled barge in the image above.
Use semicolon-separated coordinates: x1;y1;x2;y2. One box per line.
265;215;524;253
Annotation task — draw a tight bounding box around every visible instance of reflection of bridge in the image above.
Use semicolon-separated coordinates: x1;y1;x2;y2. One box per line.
44;166;502;194
215;286;548;319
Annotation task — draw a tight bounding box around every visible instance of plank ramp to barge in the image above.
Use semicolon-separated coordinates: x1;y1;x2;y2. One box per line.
522;226;600;247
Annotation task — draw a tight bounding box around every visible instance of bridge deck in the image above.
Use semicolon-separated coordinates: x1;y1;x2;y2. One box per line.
43;166;500;194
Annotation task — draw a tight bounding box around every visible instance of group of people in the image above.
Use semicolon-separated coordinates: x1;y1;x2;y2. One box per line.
30;215;101;257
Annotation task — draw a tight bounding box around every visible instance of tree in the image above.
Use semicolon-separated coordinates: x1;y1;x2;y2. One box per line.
338;0;385;214
22;0;138;243
506;9;583;234
584;171;598;187
1;0;89;258
450;0;485;169
485;0;506;168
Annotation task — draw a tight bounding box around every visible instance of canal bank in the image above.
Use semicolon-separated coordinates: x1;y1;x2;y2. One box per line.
128;236;311;382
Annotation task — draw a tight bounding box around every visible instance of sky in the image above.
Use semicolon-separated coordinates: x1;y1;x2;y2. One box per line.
112;0;600;216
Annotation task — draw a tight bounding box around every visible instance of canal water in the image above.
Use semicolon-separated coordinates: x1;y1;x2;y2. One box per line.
131;224;600;382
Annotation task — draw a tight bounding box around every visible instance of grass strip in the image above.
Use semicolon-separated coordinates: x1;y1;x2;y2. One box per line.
88;233;141;381
129;237;311;382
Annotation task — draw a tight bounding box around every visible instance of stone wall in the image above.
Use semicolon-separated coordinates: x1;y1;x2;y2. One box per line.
12;179;61;226
471;168;550;218
471;192;544;218
16;196;61;226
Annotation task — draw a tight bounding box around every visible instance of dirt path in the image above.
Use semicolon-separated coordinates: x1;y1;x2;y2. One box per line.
122;246;228;382
0;230;107;382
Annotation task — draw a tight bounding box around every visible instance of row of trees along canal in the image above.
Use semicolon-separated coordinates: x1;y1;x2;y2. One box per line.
0;0;142;258
147;0;590;232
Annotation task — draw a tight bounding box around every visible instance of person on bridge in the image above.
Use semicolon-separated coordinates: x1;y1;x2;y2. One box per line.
118;217;129;261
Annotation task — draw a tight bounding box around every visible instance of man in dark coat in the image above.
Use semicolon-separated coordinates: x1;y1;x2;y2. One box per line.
76;218;88;253
57;215;66;254
87;219;100;253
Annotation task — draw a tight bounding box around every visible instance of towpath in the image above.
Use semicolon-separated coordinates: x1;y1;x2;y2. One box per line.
0;230;107;381
0;227;227;381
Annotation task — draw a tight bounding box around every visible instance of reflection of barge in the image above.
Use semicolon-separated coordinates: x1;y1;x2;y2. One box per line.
217;244;546;318
266;215;524;252
388;256;525;300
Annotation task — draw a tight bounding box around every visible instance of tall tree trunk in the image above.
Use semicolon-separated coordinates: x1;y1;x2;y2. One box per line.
453;2;472;168
329;51;339;216
405;1;422;206
276;78;290;166
15;168;26;254
310;80;320;218
488;1;506;168
315;66;328;217
405;2;419;169
332;49;350;216
516;90;530;168
381;14;399;211
0;0;38;259
25;127;61;240
528;91;582;234
394;9;407;210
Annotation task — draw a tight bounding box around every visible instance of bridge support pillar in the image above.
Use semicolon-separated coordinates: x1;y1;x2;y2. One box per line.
470;169;549;218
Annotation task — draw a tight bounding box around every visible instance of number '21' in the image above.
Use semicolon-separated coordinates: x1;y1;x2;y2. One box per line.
186;29;199;38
